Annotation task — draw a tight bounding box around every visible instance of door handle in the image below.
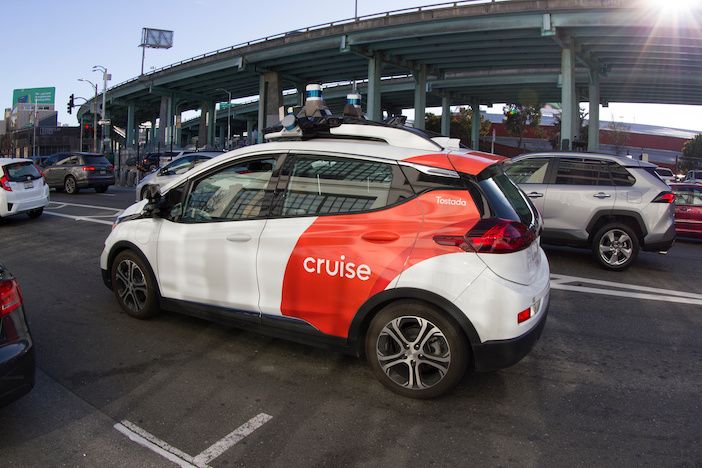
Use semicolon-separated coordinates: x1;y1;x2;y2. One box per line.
593;192;611;199
361;231;400;243
226;233;252;242
527;192;544;198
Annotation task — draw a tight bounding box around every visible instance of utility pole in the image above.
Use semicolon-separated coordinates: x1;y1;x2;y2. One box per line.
32;97;38;157
93;65;111;154
79;78;99;153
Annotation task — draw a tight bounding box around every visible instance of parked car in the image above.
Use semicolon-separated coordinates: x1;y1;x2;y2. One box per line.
505;152;676;270
0;264;35;407
670;183;702;239
0;158;50;220
685;170;702;183
135;152;222;201
136;151;180;173
100;117;550;399
43;153;115;194
654;167;676;185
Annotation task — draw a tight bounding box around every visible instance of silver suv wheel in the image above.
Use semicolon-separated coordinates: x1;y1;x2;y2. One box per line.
592;223;639;271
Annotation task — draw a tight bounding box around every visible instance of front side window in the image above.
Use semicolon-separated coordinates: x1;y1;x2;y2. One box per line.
57;156;79;166
555;158;612;186
278;155;411;217
504;158;550;184
181;157;276;223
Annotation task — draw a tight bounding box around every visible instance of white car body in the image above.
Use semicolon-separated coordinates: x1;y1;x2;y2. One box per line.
0;158;50;219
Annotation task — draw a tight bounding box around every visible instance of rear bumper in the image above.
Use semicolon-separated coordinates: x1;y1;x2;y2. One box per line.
643;222;676;252
0;309;35;407
1;189;49;217
78;175;115;188
472;298;549;372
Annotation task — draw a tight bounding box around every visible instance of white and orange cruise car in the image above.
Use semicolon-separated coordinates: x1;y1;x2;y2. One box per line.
100;118;550;398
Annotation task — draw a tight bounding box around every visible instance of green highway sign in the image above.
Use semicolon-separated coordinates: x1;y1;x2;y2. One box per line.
12;87;56;106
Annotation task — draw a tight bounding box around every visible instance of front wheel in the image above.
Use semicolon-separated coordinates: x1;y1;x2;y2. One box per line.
365;301;469;399
64;176;79;194
111;251;160;319
592;223;639;271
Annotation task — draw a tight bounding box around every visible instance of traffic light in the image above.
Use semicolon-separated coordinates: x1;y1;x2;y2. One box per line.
67;94;75;114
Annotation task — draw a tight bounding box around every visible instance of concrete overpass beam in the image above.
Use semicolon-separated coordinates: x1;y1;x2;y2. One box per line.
471;99;481;151
441;95;451;137
560;46;575;150
588;73;600;151
413;64;427;130
367;54;382;121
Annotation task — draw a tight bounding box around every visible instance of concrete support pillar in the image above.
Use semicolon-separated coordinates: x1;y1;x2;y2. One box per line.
149;119;157;149
560;46;575;151
471;99;481;151
588;73;600;152
158;96;169;147
296;84;306;107
208;101;217;148
256;72;283;144
413;64;427;130
367;54;382;121
198;102;209;148
572;87;580;145
168;98;179;150
126;103;136;149
441;95;451;137
220;124;227;147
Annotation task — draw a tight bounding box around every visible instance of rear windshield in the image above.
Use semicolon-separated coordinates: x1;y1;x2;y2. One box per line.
3;162;42;181
655;168;673;176
83;155;110;165
476;169;536;227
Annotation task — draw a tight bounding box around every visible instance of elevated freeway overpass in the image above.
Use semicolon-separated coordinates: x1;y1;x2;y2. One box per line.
77;0;702;153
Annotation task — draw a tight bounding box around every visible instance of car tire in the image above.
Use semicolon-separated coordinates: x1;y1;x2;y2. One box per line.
111;251;160;319
365;301;469;399
592;223;639;271
95;185;108;193
148;164;156;172
64;176;79;194
140;187;149;201
27;208;43;219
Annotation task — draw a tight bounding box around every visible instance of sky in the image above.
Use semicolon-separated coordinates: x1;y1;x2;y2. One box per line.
3;0;702;133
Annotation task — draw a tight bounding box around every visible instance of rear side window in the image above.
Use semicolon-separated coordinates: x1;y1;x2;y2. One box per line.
609;163;636;186
400;165;487;217
504;158;550;184
3;162;42;181
82;155;110;165
478;171;536;226
277;155;413;217
555;158;612;185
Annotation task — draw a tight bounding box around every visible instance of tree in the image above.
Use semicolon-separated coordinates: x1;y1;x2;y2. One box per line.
607;121;631;156
681;134;702;171
503;104;542;149
425;107;492;148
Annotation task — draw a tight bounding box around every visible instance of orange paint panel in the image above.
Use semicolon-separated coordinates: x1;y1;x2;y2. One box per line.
280;190;481;337
447;152;504;175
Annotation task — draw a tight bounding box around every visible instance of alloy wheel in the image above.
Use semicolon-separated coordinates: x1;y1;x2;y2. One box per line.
114;259;148;313
598;229;633;267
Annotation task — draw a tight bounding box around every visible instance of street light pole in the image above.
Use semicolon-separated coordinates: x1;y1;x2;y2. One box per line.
216;88;232;150
79;78;99;152
93;65;110;154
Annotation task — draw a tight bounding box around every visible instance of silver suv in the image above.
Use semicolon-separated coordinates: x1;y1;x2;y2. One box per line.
505;153;676;270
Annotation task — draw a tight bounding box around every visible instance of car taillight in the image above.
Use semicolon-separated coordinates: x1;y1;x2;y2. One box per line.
0;175;12;192
82;166;96;172
0;278;22;317
433;218;536;254
652;191;675;204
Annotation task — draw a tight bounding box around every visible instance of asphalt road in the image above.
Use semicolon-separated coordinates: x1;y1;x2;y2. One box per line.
1;186;700;467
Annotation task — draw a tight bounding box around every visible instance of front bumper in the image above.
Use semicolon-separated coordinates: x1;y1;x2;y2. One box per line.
472;296;549;372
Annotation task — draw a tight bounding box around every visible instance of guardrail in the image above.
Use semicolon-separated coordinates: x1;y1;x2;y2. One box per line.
109;0;503;91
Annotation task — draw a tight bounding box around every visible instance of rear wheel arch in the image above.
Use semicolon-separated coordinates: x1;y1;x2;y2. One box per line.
348;288;480;360
587;210;647;245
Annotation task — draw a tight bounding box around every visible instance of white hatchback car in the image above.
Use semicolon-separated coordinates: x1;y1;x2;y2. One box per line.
0;158;50;220
135;152;222;202
101;120;550;398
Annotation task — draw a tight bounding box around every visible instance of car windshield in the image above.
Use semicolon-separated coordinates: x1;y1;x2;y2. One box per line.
3;161;42;181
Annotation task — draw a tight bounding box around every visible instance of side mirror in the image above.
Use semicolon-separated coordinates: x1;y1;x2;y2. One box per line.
143;185;162;218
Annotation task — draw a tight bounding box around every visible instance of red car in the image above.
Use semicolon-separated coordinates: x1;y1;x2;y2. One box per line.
670;183;702;239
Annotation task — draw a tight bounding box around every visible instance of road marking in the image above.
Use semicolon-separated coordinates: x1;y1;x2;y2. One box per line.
115;413;272;468
550;274;702;306
48;200;123;211
115;421;198;468
193;413;273;466
43;211;115;226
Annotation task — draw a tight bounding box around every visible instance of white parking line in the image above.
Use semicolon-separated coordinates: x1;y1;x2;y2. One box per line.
550;274;702;306
47;200;123;211
43;211;115;226
115;413;272;468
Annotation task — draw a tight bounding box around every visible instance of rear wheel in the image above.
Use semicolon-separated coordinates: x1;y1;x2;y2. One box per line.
64;176;79;194
111;251;159;319
365;301;469;399
95;185;108;193
27;208;43;219
592;223;639;271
